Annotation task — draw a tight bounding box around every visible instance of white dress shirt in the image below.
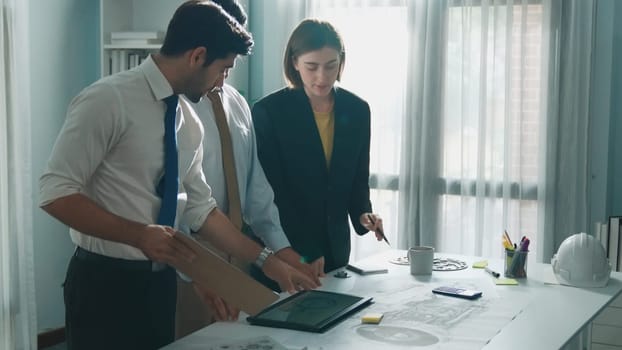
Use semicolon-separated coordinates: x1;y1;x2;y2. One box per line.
186;84;290;251
39;56;217;260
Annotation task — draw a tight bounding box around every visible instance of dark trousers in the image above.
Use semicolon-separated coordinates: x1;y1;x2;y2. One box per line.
63;252;176;350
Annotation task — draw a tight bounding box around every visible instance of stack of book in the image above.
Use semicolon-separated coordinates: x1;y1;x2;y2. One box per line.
109;50;149;74
107;31;163;75
110;31;163;46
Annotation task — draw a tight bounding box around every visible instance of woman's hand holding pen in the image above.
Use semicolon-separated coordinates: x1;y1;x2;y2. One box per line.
361;213;390;246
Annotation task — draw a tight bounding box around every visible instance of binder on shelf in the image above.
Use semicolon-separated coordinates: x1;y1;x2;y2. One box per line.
118;50;128;71
129;53;139;69
599;222;609;253
110;39;163;46
110;50;121;74
608;216;621;272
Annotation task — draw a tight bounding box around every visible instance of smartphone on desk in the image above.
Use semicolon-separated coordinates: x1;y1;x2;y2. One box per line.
432;286;482;300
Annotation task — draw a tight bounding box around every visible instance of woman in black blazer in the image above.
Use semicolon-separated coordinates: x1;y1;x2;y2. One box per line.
252;19;385;285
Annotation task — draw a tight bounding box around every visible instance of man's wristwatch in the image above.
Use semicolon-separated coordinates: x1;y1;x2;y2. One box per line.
254;247;274;268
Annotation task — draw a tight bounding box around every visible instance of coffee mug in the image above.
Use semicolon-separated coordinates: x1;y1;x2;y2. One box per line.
408;246;434;275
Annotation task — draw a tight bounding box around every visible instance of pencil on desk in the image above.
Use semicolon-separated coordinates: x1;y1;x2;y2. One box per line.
502;230;514;250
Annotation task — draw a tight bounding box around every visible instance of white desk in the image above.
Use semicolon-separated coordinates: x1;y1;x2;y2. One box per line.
163;250;622;350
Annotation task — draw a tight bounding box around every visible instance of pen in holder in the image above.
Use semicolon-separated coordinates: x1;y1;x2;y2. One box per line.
504;248;528;278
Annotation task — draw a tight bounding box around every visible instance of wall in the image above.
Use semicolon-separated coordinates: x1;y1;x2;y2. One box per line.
609;1;622;217
29;0;99;331
247;0;305;104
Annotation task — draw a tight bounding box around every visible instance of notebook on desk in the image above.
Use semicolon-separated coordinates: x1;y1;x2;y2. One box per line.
346;262;388;275
246;290;373;333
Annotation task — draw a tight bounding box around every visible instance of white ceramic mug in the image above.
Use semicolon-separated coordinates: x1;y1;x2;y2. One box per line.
408;246;434;275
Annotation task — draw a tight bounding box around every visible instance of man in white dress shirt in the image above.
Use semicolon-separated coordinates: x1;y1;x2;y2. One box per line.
38;2;316;349
175;0;323;338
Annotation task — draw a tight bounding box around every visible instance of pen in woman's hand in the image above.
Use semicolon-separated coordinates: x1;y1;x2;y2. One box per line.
367;214;390;246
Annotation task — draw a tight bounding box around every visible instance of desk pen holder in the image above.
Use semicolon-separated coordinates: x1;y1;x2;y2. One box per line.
504;249;528;278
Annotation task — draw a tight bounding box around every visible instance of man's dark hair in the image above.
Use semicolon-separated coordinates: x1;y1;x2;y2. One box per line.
160;0;253;66
210;0;247;26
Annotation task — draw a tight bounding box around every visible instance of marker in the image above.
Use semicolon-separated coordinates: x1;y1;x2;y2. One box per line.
367;214;390;246
519;238;530;251
485;267;500;278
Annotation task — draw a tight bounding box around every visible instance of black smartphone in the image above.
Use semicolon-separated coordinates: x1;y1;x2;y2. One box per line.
432;286;482;300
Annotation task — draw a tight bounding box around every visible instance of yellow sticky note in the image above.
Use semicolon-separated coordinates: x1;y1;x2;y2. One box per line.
361;313;384;324
494;278;519;285
472;260;488;268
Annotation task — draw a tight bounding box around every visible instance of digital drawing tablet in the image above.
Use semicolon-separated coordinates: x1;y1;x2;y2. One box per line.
246;290;373;333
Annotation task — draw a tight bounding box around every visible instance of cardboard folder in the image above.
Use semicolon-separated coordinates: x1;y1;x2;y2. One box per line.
172;233;279;316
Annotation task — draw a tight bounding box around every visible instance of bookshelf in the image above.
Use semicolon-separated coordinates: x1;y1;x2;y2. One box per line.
99;0;250;97
99;0;182;77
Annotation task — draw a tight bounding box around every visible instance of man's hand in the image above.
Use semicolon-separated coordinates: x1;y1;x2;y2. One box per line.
275;247;323;285
136;225;197;266
261;255;319;294
192;282;240;321
309;256;326;277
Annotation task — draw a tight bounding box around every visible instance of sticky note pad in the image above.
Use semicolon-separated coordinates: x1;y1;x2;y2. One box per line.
472;260;488;268
494;278;519;285
361;313;384;324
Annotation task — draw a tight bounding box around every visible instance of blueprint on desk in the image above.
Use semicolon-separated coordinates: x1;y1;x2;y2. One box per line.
277;277;529;350
166;277;529;350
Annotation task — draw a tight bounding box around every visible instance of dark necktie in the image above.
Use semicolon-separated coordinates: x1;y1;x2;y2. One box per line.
157;94;179;226
207;90;243;230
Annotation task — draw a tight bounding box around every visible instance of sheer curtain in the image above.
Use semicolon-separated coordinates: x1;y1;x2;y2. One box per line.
540;0;594;263
402;0;552;259
307;0;595;264
0;0;37;349
401;0;595;262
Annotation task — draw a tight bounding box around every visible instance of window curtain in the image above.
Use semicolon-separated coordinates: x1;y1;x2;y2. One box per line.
0;0;37;349
305;0;596;266
401;0;552;258
539;0;594;263
399;0;595;263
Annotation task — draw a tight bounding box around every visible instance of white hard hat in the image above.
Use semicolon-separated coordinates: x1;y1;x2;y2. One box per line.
551;232;611;288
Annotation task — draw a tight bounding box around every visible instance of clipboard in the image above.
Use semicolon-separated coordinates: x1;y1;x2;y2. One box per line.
246;290;373;333
173;233;279;316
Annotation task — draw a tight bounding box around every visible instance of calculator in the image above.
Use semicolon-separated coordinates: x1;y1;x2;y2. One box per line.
432;286;482;300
